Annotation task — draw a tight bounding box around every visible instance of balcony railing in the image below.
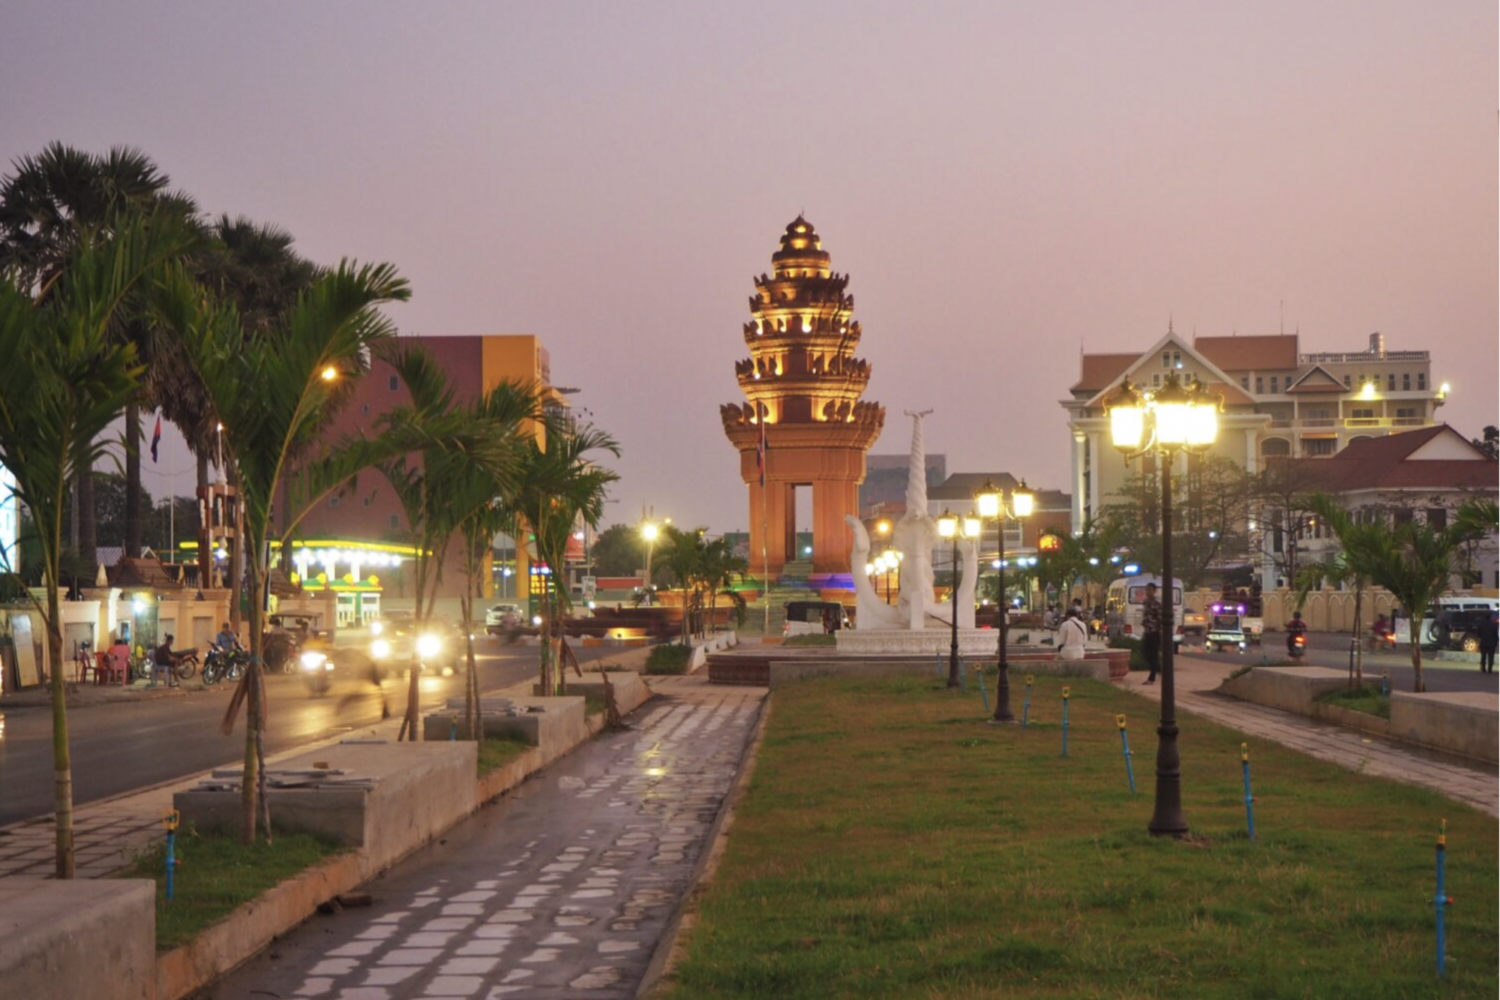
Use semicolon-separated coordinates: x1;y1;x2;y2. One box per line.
1299;350;1429;363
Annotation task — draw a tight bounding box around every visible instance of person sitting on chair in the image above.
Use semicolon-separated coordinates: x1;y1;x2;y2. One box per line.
153;634;187;686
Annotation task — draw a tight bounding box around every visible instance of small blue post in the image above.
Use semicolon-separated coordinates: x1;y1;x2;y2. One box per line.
1381;669;1390;699
450;719;457;741
1061;686;1071;757
163;810;180;902
1022;675;1033;728
1435;819;1451;978
1241;743;1256;841
1117;714;1135;793
974;664;989;713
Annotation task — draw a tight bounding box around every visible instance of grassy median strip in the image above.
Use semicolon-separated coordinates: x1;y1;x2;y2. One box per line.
1316;684;1391;719
117;831;344;951
661;675;1498;1000
478;735;533;776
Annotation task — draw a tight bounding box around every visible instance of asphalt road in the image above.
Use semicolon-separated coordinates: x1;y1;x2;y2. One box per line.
0;639;617;827
1181;631;1499;694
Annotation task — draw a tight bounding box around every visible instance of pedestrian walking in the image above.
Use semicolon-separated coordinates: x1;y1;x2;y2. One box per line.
1480;613;1498;675
1141;582;1162;685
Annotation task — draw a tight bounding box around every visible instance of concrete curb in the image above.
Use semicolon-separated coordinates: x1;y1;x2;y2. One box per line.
636;690;770;999
153;672;656;1000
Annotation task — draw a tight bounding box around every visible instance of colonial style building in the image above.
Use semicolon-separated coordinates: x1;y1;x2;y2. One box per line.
1062;329;1449;531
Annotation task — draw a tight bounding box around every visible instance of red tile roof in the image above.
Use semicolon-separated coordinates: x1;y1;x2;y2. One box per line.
1071;353;1138;393
1269;426;1496;492
1194;335;1299;371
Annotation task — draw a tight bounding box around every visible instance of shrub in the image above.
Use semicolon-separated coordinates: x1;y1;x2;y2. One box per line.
1108;634;1152;672
784;634;836;647
645;643;693;675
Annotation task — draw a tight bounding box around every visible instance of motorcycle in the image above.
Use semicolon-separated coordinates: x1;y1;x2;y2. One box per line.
1368;628;1397;653
203;646;248;685
172;649;201;682
298;649;335;695
1286;629;1307;660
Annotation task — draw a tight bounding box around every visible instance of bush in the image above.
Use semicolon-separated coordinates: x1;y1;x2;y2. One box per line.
1108;634;1152;672
784;634;836;647
645;643;693;675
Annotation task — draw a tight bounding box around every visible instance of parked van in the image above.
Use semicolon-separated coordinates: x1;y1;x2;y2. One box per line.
1400;596;1500;651
1105;575;1185;648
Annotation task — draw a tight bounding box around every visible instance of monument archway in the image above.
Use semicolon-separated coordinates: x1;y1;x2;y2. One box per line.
721;217;884;582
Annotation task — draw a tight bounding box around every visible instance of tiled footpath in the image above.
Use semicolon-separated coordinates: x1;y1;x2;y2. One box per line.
208;676;765;1000
1122;655;1498;817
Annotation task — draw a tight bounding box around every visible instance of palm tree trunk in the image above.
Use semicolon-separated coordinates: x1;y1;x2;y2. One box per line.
242;545;266;845
228;466;244;633
1352;588;1364;689
124;404;142;557
1410;638;1425;693
46;564;75;878
196;449;210;591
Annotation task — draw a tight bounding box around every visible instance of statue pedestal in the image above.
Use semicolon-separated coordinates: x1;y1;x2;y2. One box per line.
836;628;1000;657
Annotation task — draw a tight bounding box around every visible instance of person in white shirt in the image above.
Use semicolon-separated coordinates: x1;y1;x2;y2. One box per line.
1057;607;1089;661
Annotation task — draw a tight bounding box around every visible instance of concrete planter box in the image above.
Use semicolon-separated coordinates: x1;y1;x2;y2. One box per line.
424;696;587;758
0;879;155;1000
529;672;650;716
173;742;477;876
1219;666;1350;715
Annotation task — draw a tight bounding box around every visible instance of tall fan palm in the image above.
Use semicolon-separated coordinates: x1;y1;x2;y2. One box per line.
0;144;196;563
153;259;452;844
0;212;194;876
1295;496;1381;689
505;417;619;695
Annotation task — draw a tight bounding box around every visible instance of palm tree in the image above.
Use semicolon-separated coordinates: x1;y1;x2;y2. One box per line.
657;526;707;643
1294;497;1381;688
505;417;619;695
700;536;749;633
0;144;189;567
0;211;193;876
155;258;440;844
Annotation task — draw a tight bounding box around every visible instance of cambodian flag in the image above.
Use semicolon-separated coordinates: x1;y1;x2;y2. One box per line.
150;413;162;463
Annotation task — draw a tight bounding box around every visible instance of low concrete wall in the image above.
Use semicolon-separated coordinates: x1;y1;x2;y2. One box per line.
766;652;1123;689
1390;691;1499;764
0;878;155;1000
174;742;477;876
424;696;588;758
1218;666;1350;714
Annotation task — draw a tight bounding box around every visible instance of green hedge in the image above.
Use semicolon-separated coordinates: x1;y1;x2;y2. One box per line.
1107;634;1152;672
645;643;693;675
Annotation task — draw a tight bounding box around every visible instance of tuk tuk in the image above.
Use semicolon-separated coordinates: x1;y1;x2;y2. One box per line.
1205;602;1249;653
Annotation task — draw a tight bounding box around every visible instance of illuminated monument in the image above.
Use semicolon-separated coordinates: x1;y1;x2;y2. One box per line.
721;217;884;582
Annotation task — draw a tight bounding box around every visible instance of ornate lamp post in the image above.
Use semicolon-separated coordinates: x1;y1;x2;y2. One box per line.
937;509;980;689
975;478;1034;723
1103;373;1220;837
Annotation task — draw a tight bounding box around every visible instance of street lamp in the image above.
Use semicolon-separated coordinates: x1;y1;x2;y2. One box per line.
1103;373;1220;837
936;509;981;689
641;521;660;605
975;478;1034;723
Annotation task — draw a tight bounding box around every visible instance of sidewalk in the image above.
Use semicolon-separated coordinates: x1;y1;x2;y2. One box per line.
1117;655;1499;817
0;649;654;880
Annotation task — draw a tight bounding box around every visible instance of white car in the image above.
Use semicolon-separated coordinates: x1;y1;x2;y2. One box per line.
485;603;525;633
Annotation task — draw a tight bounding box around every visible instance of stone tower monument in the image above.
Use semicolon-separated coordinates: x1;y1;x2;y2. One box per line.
721;217;885;581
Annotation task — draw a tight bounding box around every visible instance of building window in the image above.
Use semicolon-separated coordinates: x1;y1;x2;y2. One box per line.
1387;373;1396;391
1304;439;1336;456
1402;373;1411;390
1270;376;1279;393
1393;508;1414;526
329;496;341;508
1342;375;1351;388
1417;373;1426;390
362;496;373;507
1396;407;1416;419
361;403;371;416
1239;377;1249;390
389;514;400;530
388;375;399;392
1255;377;1264;394
1351;408;1374;419
1307;408;1330;420
1152;373;1162;387
1427;508;1447;531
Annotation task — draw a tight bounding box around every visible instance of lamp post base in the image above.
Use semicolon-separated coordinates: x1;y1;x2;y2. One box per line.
989;659;1017;724
1148;721;1189;837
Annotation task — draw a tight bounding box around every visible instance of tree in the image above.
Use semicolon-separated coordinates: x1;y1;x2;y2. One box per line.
0;144;190;569
503;417;619;695
1100;455;1250;589
1250;460;1325;591
1472;425;1498;461
589;524;642;577
156;258;431;844
658;526;708;642
1294;495;1382;689
0;211;192;876
700;535;749;631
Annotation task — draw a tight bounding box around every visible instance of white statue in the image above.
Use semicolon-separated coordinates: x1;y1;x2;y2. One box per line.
848;409;977;631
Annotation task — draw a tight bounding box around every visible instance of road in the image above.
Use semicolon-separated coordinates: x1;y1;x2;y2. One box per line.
1181;631;1498;694
0;638;618;827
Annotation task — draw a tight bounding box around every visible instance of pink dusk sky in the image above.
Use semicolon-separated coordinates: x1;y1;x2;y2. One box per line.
4;2;1495;532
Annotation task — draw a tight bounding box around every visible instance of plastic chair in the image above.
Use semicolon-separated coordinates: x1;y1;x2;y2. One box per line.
100;645;130;685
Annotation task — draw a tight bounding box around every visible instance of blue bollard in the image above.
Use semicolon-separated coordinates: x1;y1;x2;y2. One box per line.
1241;743;1256;841
1381;669;1390;699
1117;714;1135;793
163;810;180;902
974;664;989;713
450;719;458;741
1061;686;1071;757
1022;675;1033;728
1435;819;1451;977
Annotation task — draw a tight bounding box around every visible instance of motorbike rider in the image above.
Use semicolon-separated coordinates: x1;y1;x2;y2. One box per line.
153;634;188;686
1371;613;1391;641
214;622;241;652
1285;610;1308;655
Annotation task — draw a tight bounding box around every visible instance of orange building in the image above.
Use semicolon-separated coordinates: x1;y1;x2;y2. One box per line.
721;218;884;582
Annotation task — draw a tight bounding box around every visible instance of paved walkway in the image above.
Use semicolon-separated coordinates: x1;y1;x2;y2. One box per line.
1118;655;1499;817
208;675;765;1000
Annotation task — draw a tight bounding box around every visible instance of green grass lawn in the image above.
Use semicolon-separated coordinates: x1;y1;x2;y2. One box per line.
660;675;1498;1000
477;735;534;776
1316;684;1392;719
117;831;344;951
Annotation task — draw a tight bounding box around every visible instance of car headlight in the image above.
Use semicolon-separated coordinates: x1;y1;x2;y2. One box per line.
300;651;328;671
371;639;391;659
532;615;543;626
416;634;442;659
370;621;384;636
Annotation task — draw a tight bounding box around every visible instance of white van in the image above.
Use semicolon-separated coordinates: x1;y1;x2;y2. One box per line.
1105;575;1185;648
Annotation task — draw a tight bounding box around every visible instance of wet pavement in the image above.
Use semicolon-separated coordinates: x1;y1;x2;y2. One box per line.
208;676;765;1000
